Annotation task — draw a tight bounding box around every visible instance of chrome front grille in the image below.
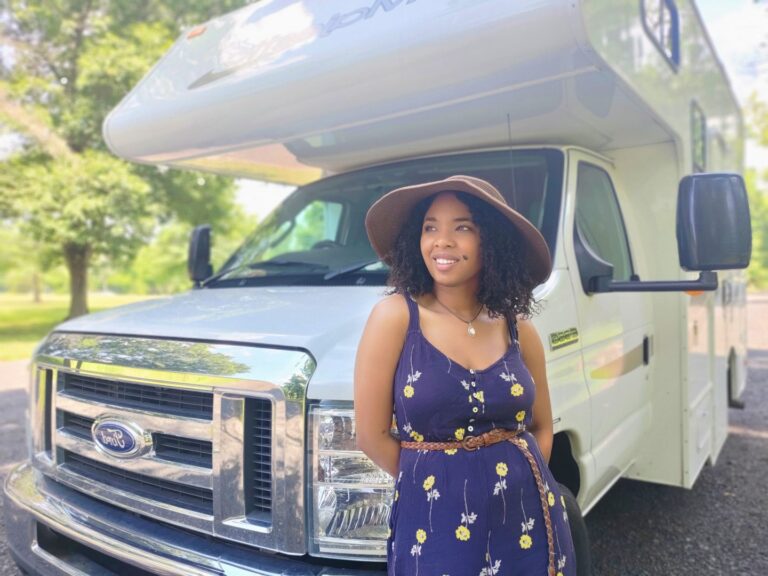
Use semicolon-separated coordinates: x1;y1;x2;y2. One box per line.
245;398;273;518
61;372;213;417
61;411;215;467
61;450;215;514
30;333;314;555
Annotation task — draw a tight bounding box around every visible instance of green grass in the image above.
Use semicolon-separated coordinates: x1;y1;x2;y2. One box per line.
0;293;153;362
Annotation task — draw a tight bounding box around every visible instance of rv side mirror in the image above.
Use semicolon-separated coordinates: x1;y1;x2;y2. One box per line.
676;173;752;271
188;224;213;288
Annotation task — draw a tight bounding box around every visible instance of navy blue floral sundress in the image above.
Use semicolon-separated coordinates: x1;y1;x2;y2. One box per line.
387;294;575;576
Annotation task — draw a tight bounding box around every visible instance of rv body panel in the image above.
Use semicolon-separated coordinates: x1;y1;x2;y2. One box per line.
103;0;683;181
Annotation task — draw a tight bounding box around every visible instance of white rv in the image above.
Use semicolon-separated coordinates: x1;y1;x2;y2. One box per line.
4;1;751;575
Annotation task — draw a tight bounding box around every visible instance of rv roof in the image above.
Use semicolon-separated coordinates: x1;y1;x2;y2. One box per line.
103;0;741;184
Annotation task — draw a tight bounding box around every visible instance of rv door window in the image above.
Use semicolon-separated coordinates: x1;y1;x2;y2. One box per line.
575;163;634;282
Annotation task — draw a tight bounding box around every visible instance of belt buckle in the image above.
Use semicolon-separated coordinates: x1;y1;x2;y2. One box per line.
461;435;480;451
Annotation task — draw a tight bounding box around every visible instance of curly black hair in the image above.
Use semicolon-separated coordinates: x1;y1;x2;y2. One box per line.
386;191;543;322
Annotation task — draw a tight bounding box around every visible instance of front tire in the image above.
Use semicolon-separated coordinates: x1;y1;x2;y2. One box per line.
559;483;593;576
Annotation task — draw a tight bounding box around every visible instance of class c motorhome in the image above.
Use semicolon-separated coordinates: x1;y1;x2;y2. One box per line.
4;1;752;574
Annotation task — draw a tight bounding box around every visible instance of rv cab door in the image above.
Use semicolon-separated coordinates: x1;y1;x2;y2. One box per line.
564;149;653;500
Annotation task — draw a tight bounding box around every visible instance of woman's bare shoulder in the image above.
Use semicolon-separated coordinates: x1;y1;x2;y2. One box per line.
367;293;410;333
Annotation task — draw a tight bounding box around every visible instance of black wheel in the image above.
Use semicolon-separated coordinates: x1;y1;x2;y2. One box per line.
559;483;593;576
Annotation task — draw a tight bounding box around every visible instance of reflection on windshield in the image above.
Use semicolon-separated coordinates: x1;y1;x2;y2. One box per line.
210;149;563;287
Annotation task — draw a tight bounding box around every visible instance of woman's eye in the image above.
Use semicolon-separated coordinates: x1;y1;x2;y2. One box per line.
458;225;473;231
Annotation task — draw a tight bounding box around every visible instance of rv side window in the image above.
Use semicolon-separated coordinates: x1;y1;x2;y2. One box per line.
691;100;707;173
574;163;634;282
641;0;680;70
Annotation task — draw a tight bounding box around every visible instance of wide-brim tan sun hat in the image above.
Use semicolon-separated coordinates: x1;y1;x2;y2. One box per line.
365;175;552;285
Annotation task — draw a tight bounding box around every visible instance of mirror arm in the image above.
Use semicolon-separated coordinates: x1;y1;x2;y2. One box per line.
593;271;718;293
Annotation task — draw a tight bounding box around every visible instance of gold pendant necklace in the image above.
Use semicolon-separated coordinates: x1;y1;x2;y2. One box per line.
433;297;484;337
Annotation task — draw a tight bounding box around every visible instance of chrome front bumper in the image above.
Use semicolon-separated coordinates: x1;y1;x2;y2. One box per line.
4;462;386;576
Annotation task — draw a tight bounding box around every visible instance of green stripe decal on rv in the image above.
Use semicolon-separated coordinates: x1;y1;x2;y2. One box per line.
550;328;578;351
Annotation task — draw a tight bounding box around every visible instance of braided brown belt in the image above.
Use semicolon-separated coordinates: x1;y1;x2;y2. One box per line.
400;428;556;576
399;427;521;451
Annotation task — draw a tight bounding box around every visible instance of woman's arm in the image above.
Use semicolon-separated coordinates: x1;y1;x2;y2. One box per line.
518;317;554;463
354;294;409;478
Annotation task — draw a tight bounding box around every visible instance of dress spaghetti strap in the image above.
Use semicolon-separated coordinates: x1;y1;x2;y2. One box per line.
507;313;519;348
402;292;420;333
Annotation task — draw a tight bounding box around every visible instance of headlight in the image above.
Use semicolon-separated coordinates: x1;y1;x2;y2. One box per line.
308;403;394;560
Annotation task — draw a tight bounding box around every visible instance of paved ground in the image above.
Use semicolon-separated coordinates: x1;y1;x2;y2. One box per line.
0;296;766;575
0;360;29;576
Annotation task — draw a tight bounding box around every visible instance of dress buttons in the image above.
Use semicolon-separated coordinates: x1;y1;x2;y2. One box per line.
469;369;475;374
467;425;474;432
469;418;475;423
472;407;479;413
471;381;476;388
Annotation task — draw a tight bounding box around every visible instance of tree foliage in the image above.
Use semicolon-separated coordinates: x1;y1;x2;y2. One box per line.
0;0;251;317
745;95;768;288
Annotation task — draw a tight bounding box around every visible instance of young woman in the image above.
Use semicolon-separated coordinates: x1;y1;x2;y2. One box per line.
354;175;575;576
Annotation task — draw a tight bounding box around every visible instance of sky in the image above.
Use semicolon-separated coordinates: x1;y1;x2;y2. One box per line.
696;0;768;174
237;0;768;219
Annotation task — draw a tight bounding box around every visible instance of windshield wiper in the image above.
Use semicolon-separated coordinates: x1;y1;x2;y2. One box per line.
323;258;383;280
202;260;328;287
249;260;329;271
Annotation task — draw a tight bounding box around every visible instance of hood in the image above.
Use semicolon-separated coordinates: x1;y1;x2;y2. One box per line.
56;287;387;399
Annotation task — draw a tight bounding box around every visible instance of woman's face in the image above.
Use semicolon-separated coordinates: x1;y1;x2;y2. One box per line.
420;192;483;287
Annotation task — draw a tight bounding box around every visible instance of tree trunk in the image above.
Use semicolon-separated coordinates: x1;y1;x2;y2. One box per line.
64;243;91;319
32;271;41;303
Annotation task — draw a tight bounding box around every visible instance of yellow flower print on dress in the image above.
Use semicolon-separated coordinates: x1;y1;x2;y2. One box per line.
472;390;485;403
395;489;399;501
416;529;427;544
454;428;466;441
403;385;414;398
444;448;458;455
455;525;471;541
423;475;441;531
515;410;526;422
519;487;535;549
493;462;509;522
456;479;477;541
510;383;524;397
409;431;424;442
548;491;556;507
518;438;529;449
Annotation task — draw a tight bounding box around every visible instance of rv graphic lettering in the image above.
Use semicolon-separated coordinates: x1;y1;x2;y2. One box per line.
321;0;418;37
189;0;417;89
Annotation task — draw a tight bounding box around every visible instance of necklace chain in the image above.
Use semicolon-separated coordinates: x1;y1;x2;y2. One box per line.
433;296;483;336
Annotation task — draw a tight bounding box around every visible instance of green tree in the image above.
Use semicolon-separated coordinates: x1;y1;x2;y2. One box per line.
0;0;249;318
745;95;768;288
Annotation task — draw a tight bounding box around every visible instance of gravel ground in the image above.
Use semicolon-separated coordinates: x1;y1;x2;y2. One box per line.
1;296;766;575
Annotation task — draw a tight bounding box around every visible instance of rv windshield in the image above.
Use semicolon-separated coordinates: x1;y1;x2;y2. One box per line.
208;149;563;287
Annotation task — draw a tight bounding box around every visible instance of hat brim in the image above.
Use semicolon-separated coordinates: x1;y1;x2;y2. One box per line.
365;176;552;285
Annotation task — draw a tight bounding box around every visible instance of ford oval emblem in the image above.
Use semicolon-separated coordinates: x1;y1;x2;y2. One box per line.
91;417;151;459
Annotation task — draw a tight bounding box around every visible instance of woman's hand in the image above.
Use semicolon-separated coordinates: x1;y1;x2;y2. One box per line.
518;317;554;463
354;294;409;478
